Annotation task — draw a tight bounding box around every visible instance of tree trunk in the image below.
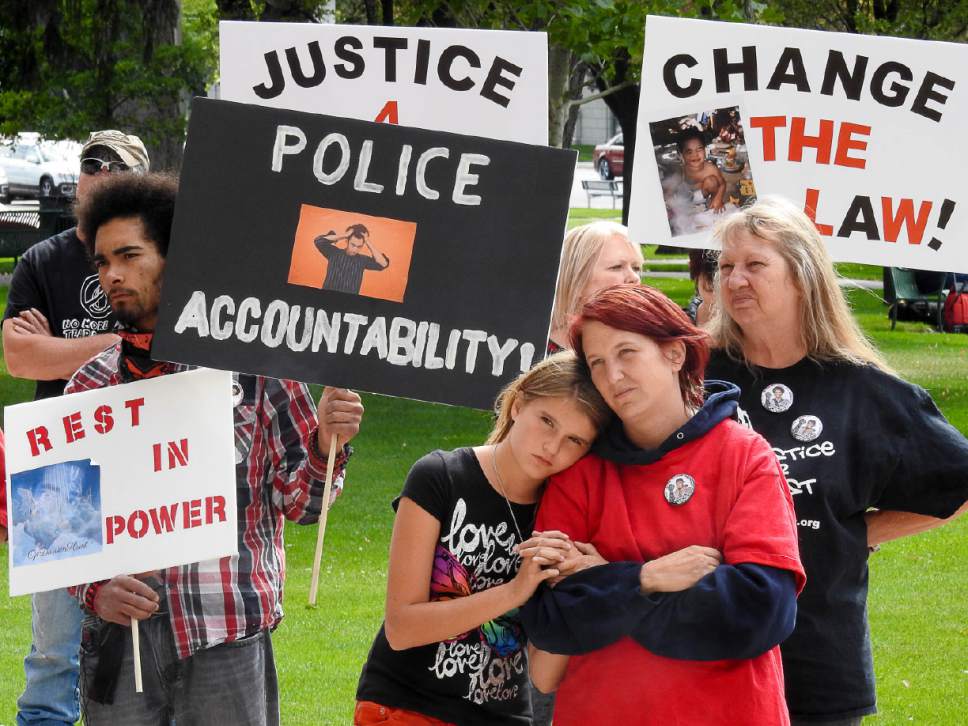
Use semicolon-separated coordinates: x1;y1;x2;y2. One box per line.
597;74;639;224
560;60;586;149
547;44;573;147
135;0;185;171
92;0;121;130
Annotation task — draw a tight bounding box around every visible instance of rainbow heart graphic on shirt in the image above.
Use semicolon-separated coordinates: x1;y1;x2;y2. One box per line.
430;545;524;657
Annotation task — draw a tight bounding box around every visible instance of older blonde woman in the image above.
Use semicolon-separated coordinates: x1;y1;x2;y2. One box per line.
548;222;643;353
705;196;968;725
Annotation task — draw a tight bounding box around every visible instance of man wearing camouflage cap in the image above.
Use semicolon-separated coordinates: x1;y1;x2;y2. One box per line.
2;130;149;726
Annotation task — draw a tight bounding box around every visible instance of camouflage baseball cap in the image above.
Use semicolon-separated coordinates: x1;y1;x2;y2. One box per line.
81;130;150;172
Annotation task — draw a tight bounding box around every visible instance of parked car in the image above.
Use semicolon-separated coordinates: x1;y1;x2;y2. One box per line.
592;133;624;180
0;166;9;204
0;138;79;200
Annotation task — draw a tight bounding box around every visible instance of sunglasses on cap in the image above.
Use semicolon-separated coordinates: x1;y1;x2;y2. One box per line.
80;158;131;175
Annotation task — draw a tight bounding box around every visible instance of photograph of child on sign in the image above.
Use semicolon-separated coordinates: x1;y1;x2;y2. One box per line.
288;205;417;303
651;106;758;237
10;459;103;567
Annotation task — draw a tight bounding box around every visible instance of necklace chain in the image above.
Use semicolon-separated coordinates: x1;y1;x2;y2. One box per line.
490;444;526;546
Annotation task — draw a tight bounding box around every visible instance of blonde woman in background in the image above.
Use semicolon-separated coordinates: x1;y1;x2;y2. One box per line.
548;222;644;353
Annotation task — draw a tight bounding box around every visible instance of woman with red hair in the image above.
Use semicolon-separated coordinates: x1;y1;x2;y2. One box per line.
521;283;806;725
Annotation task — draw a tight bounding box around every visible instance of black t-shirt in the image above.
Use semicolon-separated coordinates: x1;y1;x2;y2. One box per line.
356;448;536;725
706;352;968;720
3;228;115;400
319;243;387;295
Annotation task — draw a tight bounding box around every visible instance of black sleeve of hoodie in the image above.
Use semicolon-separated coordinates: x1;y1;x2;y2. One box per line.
520;562;664;655
631;563;798;661
520;561;796;660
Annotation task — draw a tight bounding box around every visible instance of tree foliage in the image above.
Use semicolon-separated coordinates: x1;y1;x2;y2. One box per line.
2;0;965;176
773;0;968;39
0;0;219;169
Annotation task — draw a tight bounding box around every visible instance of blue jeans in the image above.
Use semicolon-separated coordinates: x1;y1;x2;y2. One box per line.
17;588;83;726
80;615;279;726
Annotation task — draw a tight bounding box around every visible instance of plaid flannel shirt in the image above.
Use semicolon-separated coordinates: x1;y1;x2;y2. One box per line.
69;342;348;658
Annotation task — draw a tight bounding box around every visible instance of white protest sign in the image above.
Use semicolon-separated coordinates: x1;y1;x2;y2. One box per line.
630;15;968;273
5;368;236;596
219;21;548;144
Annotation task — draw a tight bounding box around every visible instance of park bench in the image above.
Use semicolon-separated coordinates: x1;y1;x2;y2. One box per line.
0;200;73;261
581;178;623;208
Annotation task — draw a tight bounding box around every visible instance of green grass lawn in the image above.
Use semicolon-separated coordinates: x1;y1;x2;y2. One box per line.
643;259;884;282
0;261;965;724
565;207;622;228
571;144;595;163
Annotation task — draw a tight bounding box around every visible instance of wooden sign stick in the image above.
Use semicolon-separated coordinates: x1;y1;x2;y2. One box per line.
308;435;339;606
131;617;143;693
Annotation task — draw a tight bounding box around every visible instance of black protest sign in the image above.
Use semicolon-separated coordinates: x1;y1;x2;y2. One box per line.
153;98;575;409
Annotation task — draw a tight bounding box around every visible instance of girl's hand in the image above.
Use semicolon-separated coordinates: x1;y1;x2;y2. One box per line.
639;545;722;594
509;549;561;606
510;531;572;605
514;530;573;560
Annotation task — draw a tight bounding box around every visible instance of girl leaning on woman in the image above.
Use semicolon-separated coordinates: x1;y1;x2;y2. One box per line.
354;353;611;725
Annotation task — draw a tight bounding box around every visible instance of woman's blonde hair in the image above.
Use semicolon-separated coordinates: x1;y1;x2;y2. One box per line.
551;222;644;332
709;196;891;372
486;351;612;444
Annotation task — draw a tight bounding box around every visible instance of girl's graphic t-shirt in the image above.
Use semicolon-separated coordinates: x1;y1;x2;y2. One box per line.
356;448;536;726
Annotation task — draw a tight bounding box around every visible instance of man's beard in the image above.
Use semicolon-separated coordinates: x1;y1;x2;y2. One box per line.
110;276;162;331
113;302;147;329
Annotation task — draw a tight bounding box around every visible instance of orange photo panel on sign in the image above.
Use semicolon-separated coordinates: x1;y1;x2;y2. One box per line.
288;205;417;303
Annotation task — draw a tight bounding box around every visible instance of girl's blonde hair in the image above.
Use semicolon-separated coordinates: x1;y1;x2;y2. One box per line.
486;351;611;444
709;196;891;372
551;222;644;332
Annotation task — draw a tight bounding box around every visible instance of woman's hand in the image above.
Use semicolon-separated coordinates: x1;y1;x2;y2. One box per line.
574;541;607;567
639;545;722;594
548;540;608;587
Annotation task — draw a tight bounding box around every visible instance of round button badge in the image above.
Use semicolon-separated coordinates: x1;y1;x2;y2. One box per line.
791;415;823;442
761;383;794;413
664;474;696;506
231;381;244;406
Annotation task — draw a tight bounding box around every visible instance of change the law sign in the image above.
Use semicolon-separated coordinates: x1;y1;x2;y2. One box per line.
152;98;575;410
5;369;236;596
629;15;968;273
220;21;548;144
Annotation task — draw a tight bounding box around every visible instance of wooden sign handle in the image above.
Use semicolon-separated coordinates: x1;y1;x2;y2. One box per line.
308;435;339;606
131;617;143;693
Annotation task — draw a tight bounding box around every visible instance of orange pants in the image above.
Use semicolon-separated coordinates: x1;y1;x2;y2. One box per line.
353;701;455;725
